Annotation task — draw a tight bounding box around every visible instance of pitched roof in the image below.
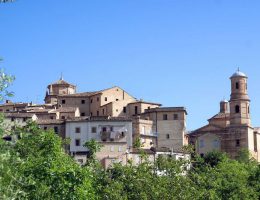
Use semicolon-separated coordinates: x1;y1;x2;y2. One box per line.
208;113;230;121
4;112;36;118
128;100;162;106
37;119;65;125
58;91;101;97
52;107;78;113
143;107;187;114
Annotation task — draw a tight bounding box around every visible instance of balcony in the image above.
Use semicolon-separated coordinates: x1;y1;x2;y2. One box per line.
100;131;126;142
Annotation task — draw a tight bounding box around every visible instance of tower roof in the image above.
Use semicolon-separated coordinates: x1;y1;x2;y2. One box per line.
231;68;247;78
48;75;76;88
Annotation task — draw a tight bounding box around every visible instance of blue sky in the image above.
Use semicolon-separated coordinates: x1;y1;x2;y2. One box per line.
1;0;260;130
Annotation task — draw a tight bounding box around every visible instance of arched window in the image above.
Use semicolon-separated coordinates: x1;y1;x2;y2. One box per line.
236;82;239;89
235;105;240;113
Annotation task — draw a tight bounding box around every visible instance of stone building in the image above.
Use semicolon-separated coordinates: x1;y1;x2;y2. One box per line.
0;75;188;165
189;70;260;161
65;117;132;167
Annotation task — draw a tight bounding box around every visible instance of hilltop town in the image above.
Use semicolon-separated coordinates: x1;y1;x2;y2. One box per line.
1;69;260;165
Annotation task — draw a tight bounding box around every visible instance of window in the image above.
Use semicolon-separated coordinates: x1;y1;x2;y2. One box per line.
236;139;240;147
97;97;99;101
213;140;219;148
148;106;151;110
254;133;257;152
110;126;113;131
134;106;138;115
61;99;66;104
121;132;125;137
44;127;47;130
23;118;26;122
163;114;168;120
91;127;97;133
166;134;170;139
118;146;122;152
50;116;54;119
105;97;108;101
11;117;14;122
199;139;204;148
236;82;239;89
173;114;178;120
54;126;58;134
235;105;240;113
61;116;66;120
102;127;107;132
90;112;93;116
102;109;105;115
90;99;93;103
75;127;81;133
81;112;85;116
78;159;84;164
116;109;118;112
116;99;119;101
110;146;114;152
97;111;99;116
6;109;9;112
81;100;85;104
248;106;250;114
123;107;126;113
75;139;81;146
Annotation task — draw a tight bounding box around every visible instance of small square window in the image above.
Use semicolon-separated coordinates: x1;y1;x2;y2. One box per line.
61;100;66;104
81;113;85;116
199;140;204;148
81;100;85;104
61;116;66;120
75;139;81;146
44;127;47;130
236;139;240;147
54;126;58;134
90;99;93;103
75;127;81;133
173;114;178;120
11;117;15;122
23;118;26;122
105;97;108;101
123;107;126;113
166;134;170;139
163;114;168;120
91;127;97;133
116;99;119;101
50;116;54;119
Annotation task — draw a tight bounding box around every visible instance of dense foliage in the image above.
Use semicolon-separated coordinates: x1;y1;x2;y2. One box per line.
1;122;259;200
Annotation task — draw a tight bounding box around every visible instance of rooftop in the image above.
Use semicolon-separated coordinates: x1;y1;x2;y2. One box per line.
231;68;247;78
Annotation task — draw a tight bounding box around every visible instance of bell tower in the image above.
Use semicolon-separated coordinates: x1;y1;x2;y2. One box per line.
229;69;251;126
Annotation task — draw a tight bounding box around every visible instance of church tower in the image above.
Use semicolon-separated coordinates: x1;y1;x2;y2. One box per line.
225;69;255;159
229;69;251;126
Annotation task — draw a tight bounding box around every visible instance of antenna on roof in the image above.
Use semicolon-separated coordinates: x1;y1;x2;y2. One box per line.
237;67;240;72
60;72;63;80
